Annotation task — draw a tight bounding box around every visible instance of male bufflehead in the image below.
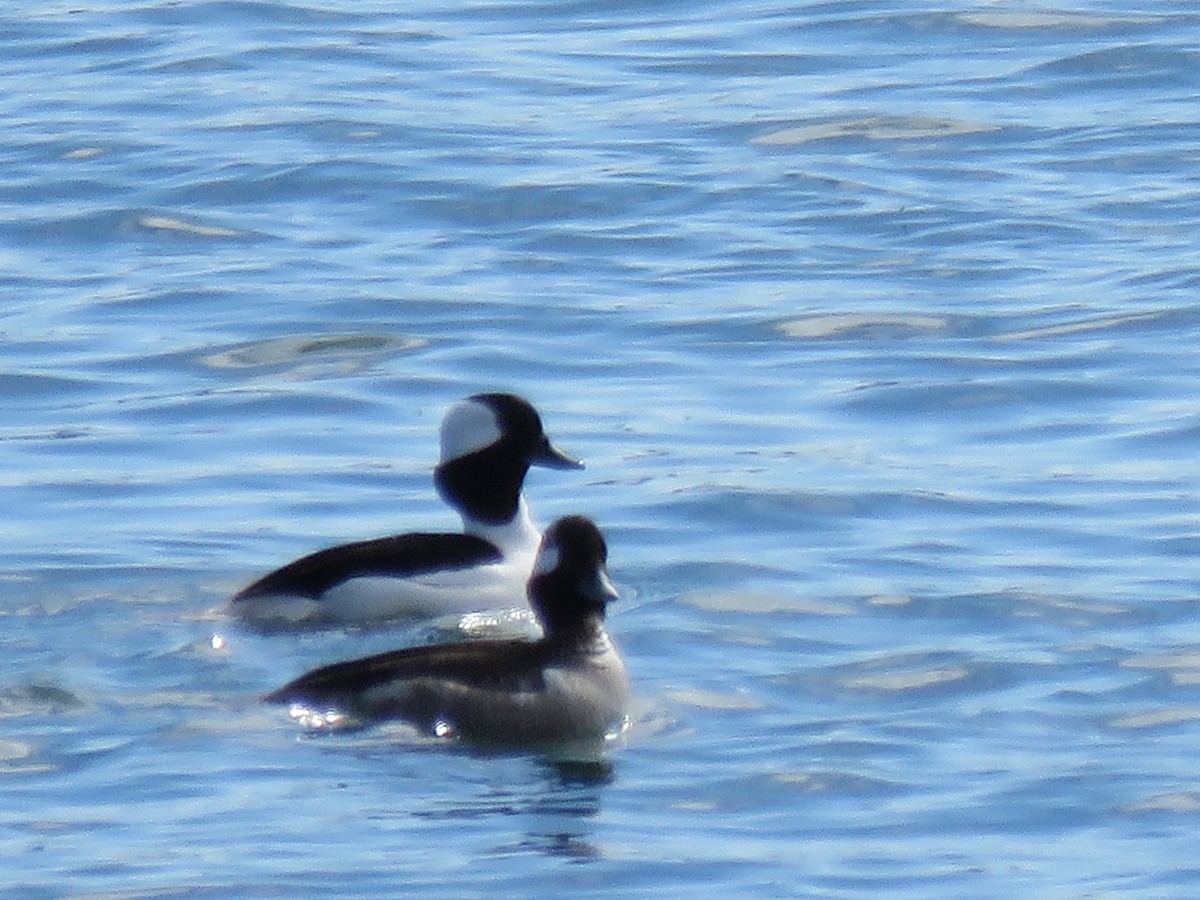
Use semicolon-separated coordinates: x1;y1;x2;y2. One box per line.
264;515;629;745
231;393;582;625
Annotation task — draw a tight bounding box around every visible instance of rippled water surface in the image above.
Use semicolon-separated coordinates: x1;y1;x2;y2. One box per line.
3;1;1199;896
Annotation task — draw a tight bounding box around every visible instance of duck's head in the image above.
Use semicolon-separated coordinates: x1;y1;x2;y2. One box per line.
528;515;618;639
434;393;582;525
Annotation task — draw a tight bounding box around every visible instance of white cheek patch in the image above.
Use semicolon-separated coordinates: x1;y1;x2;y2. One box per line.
533;541;560;577
440;399;503;463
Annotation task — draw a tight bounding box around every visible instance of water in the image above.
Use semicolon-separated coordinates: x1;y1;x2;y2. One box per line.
3;1;1199;896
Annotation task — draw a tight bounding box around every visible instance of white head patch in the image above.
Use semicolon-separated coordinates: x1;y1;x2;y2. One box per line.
440;398;503;463
532;540;560;578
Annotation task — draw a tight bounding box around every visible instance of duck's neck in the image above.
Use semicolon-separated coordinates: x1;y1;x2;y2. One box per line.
462;496;542;556
434;449;527;526
541;611;610;653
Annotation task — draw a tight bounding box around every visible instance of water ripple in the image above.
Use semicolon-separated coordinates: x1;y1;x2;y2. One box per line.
3;0;1199;895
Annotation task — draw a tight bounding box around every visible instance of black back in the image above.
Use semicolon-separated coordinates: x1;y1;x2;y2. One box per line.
233;532;500;601
263;639;551;709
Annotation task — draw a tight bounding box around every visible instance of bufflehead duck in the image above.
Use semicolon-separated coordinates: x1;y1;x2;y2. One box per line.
264;515;629;745
230;393;582;625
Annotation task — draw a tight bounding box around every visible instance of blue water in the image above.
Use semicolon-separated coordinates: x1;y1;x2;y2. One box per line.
3;1;1199;895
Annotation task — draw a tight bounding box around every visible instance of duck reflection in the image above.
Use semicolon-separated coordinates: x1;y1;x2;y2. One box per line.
406;750;616;863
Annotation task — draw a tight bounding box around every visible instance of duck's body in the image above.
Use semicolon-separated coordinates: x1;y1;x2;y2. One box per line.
265;515;629;745
231;393;581;625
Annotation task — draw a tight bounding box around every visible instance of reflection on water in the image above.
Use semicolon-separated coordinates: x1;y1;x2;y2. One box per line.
753;116;998;146
203;333;427;375
391;751;616;862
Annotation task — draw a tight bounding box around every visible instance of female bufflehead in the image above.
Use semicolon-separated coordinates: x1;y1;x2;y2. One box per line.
231;393;582;625
264;515;629;745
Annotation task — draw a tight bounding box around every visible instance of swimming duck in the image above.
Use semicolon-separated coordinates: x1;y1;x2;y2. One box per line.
264;515;629;745
231;393;582;625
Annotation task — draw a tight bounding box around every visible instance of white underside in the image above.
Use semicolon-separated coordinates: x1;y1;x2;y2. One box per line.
322;556;533;620
234;502;544;625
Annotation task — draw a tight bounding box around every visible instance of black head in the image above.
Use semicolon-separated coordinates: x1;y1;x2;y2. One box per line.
528;515;618;639
435;393;582;524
